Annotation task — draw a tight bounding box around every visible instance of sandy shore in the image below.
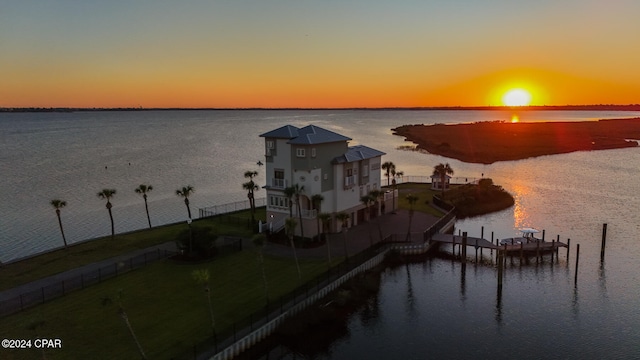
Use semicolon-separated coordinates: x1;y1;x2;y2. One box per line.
393;118;640;164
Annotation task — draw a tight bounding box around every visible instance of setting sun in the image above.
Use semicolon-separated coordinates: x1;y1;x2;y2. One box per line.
503;89;532;106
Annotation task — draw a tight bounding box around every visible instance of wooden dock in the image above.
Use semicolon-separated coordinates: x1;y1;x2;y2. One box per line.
430;233;569;264
431;234;497;249
431;234;567;252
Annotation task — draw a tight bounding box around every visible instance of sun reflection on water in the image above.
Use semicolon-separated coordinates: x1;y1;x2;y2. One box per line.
511;182;532;231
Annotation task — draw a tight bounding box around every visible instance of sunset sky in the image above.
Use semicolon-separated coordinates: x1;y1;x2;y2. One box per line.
2;1;639;108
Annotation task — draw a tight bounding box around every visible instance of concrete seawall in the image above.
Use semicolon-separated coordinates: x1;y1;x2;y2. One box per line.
209;242;436;360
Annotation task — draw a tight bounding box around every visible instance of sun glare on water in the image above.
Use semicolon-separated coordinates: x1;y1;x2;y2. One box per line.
503;89;532;106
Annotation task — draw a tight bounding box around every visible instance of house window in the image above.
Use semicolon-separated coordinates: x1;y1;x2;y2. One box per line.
345;168;355;188
266;140;275;156
311;148;316;158
273;169;286;188
296;148;306;157
363;165;369;177
269;195;290;209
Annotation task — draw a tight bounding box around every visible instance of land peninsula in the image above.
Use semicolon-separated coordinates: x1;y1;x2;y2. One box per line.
393;117;640;164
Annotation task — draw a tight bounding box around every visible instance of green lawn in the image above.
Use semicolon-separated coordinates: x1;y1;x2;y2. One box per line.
393;183;446;217
0;208;265;291
1;251;328;360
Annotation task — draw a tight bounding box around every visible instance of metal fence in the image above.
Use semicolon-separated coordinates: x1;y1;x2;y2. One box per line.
177;242;393;360
199;198;266;218
0;249;176;318
386;175;480;185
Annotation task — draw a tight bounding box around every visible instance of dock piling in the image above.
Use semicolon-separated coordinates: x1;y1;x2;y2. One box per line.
566;238;571;262
519;242;524;264
462;232;467;264
574;244;581;286
600;223;607;262
490;231;494;256
497;250;504;289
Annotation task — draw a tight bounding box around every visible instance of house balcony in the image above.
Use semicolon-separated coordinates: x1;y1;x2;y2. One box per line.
344;175;356;188
269;178;288;189
299;208;317;219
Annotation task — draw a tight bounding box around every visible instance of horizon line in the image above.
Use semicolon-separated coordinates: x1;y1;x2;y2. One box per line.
2;104;640;112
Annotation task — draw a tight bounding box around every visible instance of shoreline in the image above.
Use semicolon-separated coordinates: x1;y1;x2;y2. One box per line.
393;117;640;164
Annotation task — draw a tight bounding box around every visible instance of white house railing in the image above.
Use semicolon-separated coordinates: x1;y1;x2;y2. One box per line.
270;178;288;189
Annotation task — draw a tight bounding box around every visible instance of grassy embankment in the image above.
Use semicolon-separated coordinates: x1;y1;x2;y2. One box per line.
392;183;445;217
0;209;265;291
392;179;514;219
0;208;334;359
440;178;515;218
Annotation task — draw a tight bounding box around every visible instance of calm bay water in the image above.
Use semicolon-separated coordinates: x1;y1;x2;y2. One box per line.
2;109;640;358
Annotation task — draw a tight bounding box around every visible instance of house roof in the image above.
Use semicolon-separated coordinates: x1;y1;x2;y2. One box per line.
259;125;300;139
332;145;386;164
287;125;352;145
259;124;352;145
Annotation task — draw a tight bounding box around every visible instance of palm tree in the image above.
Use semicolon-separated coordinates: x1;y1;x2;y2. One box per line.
284;186;296;218
176;185;195;219
335;212;350;260
390;169;403;214
243;171;259;224
293;183;305;240
50;199;68;248
134;184;153;229
251;234;269;301
406;194;419;242
192;269;216;332
360;194;375;247
433;163;454;198
285;217;302;280
369;190;385;242
382;161;396;187
102;290;147;359
318;212;333;265
97;189;117;240
311;194;324;241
